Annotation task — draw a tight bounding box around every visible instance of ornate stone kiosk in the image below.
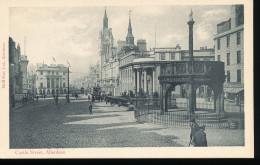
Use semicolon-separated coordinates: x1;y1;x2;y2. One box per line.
158;10;225;115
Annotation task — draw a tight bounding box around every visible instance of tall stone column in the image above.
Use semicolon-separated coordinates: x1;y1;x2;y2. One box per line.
143;68;147;93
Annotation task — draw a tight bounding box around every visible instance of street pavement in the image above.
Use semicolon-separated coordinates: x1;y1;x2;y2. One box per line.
10;96;244;148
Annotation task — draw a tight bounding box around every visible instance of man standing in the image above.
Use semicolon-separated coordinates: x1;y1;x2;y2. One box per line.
193;125;208;147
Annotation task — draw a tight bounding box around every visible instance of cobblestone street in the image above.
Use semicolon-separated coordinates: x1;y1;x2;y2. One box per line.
10;96;244;148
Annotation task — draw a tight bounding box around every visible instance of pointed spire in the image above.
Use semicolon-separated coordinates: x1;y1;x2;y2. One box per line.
126;10;134;45
103;6;108;29
128;10;132;30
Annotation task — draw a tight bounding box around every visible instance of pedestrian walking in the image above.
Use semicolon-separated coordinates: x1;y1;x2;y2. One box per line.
89;102;93;115
88;95;90;101
193;125;208;147
36;95;39;102
55;95;58;105
189;115;200;146
43;94;46;99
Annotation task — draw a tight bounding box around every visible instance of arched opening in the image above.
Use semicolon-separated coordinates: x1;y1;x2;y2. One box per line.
47;89;50;94
164;83;188;112
39;89;42;95
60;89;63;94
195;85;214;111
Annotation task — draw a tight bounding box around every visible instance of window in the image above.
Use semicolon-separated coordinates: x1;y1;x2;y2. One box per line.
52;71;54;75
217;38;220;50
56;71;58;75
227;35;230;47
227;70;230;82
171;52;175;60
227;53;230;65
40;71;43;75
63;71;65;75
47;78;50;88
160;53;165;60
217;55;221;61
48;71;50;75
237;69;241;83
237;51;241;64
40;83;43;88
63;83;66;87
237;32;241;45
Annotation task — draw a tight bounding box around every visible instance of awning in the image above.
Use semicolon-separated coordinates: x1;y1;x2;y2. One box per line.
224;88;244;94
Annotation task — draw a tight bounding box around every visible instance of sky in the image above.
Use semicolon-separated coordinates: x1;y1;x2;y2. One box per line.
9;5;231;74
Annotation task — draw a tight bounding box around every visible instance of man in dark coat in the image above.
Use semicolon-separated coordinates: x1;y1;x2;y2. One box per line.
89;102;93;115
189;116;200;146
193;125;208;147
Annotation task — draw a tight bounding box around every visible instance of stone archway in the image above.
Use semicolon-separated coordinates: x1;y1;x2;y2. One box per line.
158;61;225;115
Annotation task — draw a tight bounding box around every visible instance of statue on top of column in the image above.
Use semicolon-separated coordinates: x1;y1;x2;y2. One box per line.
189;9;193;21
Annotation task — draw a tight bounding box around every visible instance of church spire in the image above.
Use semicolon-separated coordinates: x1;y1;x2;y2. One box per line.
103;7;108;29
126;10;134;45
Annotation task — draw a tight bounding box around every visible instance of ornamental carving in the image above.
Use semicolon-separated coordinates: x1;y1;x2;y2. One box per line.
177;63;186;74
160;65;166;75
194;62;204;73
205;64;214;74
166;64;172;75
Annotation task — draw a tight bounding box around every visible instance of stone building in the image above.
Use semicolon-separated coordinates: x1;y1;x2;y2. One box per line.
119;44;215;98
35;64;68;96
214;5;244;101
9;37;29;103
86;64;100;89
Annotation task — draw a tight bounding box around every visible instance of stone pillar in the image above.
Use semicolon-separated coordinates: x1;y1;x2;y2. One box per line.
188;83;196;114
160;82;164;115
214;85;225;114
143;68;147;93
139;69;142;93
137;70;140;93
152;68;155;94
134;69;137;96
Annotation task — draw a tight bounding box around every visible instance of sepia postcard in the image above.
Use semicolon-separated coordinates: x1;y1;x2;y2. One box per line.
0;0;254;158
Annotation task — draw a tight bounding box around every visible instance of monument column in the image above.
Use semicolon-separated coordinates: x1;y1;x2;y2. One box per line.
187;9;196;114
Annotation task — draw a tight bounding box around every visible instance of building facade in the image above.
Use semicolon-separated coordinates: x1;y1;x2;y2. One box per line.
119;44;215;98
36;64;68;96
214;5;244;100
9;37;29;104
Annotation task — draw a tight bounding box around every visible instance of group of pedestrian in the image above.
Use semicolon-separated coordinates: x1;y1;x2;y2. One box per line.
189;116;208;147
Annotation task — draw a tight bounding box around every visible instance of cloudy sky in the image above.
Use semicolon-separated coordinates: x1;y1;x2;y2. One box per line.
9;5;231;73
